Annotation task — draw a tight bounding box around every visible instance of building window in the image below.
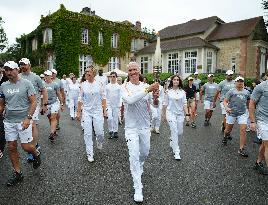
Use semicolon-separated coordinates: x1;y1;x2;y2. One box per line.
184;51;197;73
206;51;213;73
32;38;38;51
231;57;236;73
140;56;149;74
98;32;103;46
43;28;52;44
81;28;89;44
144;40;148;47
47;55;55;70
111;33;118;48
108;57;120;71
168;53;179;74
79;55;93;76
131;39;137;52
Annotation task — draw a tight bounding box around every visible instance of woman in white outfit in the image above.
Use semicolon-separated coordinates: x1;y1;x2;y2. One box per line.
121;62;159;203
77;66;106;162
68;76;80;120
162;75;187;160
106;72;121;139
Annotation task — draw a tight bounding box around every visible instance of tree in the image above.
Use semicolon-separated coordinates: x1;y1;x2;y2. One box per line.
0;17;8;52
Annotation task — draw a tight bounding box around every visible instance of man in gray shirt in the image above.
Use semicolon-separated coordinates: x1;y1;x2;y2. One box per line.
223;76;250;157
19;58;48;162
249;72;268;175
213;70;235;132
51;69;65;130
200;74;218;126
0;61;41;186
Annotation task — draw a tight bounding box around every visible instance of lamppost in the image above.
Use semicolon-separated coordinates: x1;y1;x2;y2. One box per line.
153;33;162;83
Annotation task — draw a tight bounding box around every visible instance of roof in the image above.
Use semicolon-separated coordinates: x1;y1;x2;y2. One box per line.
207;16;263;41
158;16;224;40
138;37;218;55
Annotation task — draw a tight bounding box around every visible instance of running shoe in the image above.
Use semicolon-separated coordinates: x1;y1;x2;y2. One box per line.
254;161;268;175
27;152;34;162
87;155;94;162
221;121;225;132
191;122;196;128
222;137;227;145
108;132;113;139
174;153;181;160
134;188;143;203
49;133;55;142
0;150;3;159
96;141;103;150
185;121;190;126
238;147;248;157
6;171;24;186
204;120;209;126
114;132;118;138
33;151;41;169
155;128;160;134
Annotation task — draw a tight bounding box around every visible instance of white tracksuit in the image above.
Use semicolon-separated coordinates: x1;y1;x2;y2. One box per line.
68;82;80;118
121;82;151;190
163;89;187;156
106;83;121;133
150;86;164;130
78;80;105;158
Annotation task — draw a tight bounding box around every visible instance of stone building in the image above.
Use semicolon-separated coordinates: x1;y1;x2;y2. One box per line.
136;16;268;78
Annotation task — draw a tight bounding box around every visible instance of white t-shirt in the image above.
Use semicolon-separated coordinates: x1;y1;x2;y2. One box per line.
106;83;121;108
68;82;80;99
121;82;150;129
95;75;108;86
163;88;187;115
79;80;106;114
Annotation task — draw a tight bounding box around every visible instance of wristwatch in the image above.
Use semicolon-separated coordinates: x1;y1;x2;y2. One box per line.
27;115;32;120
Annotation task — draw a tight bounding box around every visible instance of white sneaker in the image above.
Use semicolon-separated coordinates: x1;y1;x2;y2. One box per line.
174;153;181;160
96;141;103;150
87;155;94;162
134;189;143;202
155;127;160;134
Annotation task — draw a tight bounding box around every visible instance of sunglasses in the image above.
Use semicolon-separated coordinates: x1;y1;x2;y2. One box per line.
111;76;116;78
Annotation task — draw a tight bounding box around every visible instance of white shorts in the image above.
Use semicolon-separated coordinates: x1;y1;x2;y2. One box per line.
47;101;60;115
204;100;215;110
257;121;268;140
226;113;248;125
4;121;33;143
196;92;200;101
32;104;40;121
220;102;226;115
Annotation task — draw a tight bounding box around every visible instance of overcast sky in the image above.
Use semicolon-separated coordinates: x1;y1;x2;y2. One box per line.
0;0;265;45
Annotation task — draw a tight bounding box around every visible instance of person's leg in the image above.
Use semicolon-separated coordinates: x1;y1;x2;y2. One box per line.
93;113;104;148
49;114;58;135
154;108;161;133
69;98;75;118
223;115;234;144
166;111;179;156
239;124;247;149
138;128;151;173
113;107;120;137
8;141;20;172
190;100;196;127
107;106;113;138
175;115;184;159
83;112;94;160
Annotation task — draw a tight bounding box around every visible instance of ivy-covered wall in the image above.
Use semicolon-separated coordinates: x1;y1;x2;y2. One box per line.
20;4;151;77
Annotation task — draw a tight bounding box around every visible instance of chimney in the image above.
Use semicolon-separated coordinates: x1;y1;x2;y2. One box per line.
81;7;96;16
135;21;141;31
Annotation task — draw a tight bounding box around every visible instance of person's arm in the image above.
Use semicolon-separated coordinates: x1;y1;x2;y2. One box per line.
200;85;204;102
223;97;231;114
121;83;159;105
76;87;84;121
56;89;64;111
22;95;36;130
0;98;5;115
249;99;257;131
41;88;48;112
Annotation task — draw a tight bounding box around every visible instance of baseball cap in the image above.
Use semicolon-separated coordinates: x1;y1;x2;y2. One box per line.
51;69;57;74
44;70;52;76
188;76;194;81
19;58;31;65
208;74;214;78
40;74;45;78
4;61;19;69
226;70;234;75
235;76;244;82
194;71;198;75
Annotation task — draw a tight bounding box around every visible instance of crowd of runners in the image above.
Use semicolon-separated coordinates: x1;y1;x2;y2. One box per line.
0;58;268;203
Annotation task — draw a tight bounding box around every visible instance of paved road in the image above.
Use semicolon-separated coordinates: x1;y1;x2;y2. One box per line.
0;104;268;205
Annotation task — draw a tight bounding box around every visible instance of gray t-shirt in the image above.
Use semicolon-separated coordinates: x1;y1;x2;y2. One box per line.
193;79;201;91
218;80;236;102
225;88;250;117
53;78;63;90
20;72;44;104
44;82;59;105
251;81;268;122
0;79;36;123
203;82;218;102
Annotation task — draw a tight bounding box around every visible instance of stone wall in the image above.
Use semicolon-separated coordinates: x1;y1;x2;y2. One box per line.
246;34;258;78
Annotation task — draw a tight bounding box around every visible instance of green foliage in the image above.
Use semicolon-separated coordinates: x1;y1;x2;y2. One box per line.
31;66;45;75
18;4;150;77
0;16;8;52
0;43;21;63
143;72;173;84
